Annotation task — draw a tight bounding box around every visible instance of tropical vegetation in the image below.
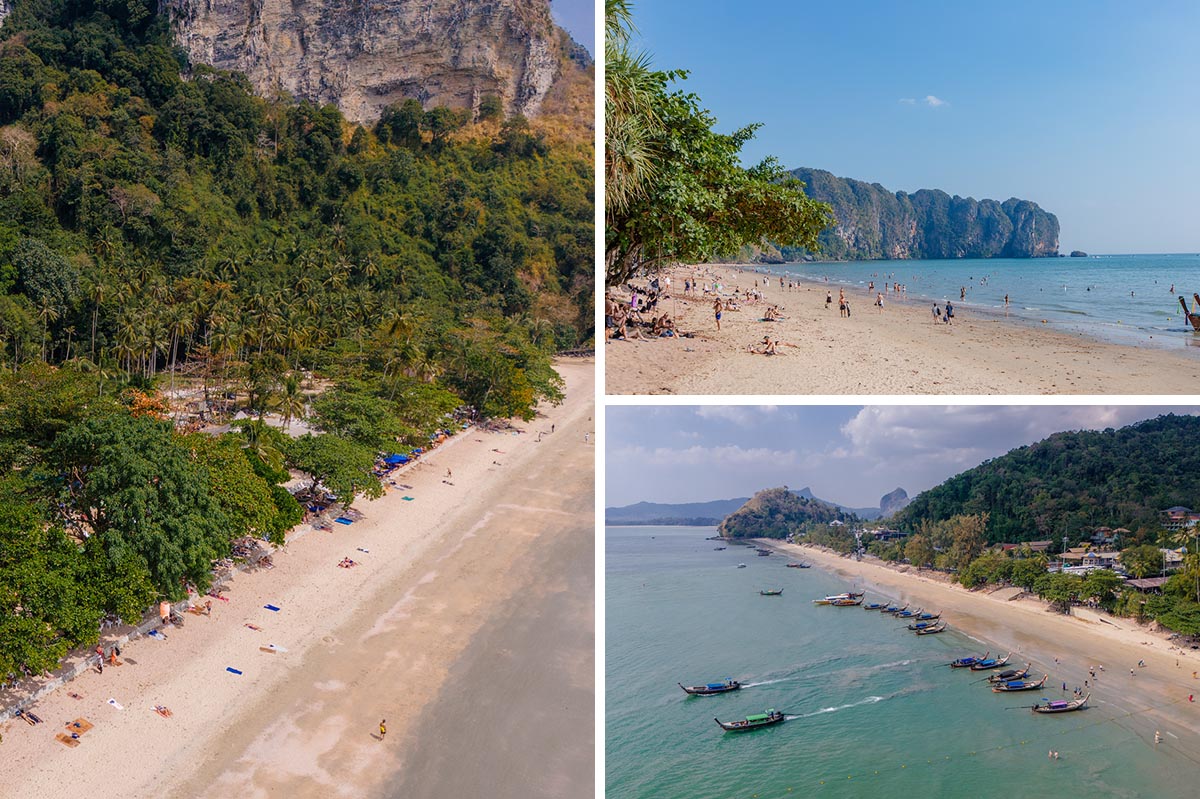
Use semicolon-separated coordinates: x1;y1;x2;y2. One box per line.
0;0;592;683
603;0;832;285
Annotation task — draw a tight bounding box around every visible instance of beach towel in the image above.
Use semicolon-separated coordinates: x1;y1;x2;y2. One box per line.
264;604;281;612
107;698;124;710
67;718;93;734
55;733;81;748
356;547;370;553
148;630;167;640
226;667;243;675
335;517;353;525
402;496;414;501
260;644;289;654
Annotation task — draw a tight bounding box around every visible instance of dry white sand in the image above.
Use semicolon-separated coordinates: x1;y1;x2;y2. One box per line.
771;541;1200;740
1;359;594;799
606;265;1200;394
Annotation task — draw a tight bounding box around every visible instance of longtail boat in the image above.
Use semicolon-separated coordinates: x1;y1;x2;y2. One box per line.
915;611;941;621
863;602;887;610
907;620;938;630
1032;693;1088;714
986;664;1033;683
759;589;783;596
1181;295;1200;331
969;653;1012;671
831;597;863;606
914;623;946;635
680;679;741;696
813;593;853;605
714;709;785;731
847;591;865;598
949;651;989;668
785;562;810;568
991;674;1048;692
895;607;923;619
881;604;909;615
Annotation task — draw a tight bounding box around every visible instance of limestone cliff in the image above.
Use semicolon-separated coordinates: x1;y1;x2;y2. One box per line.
788;167;1059;260
160;0;592;123
879;487;910;517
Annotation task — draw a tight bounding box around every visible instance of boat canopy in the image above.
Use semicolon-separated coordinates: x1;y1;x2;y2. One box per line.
745;714;769;722
706;683;727;690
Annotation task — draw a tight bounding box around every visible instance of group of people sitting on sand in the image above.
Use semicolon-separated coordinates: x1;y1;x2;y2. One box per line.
606;290;685;341
338;557;359;568
761;305;783;321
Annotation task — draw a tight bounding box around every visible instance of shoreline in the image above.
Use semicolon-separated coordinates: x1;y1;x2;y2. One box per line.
763;539;1200;740
2;359;595;799
605;264;1200;394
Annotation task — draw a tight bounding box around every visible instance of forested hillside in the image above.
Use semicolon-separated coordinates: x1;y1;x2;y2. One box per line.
893;415;1200;542
718;487;849;539
0;0;592;682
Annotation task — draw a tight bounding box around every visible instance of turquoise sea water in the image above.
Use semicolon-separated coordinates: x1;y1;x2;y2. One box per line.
607;527;1199;799
752;254;1200;351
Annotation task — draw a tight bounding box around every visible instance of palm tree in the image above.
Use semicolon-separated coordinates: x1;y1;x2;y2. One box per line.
236;419;284;472
37;298;60;362
277;374;306;429
605;0;661;217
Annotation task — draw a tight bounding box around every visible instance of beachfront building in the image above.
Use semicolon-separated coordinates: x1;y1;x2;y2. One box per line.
1160;506;1200;532
1059;547;1121;574
869;528;909;541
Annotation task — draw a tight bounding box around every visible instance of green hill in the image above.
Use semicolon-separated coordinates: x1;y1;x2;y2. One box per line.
718;486;849;539
893;415;1200;542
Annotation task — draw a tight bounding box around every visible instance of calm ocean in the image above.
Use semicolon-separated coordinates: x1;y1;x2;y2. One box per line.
754;254;1200;352
606;526;1199;799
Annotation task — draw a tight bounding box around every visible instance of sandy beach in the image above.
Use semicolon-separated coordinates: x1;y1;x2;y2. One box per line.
606;265;1200;394
1;359;594;799
768;540;1200;745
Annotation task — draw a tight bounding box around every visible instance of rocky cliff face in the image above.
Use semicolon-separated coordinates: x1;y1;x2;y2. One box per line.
160;0;591;123
879;487;910;517
790;167;1059;260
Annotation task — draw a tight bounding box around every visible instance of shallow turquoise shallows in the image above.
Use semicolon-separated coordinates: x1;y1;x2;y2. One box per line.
752;254;1200;351
606;526;1198;799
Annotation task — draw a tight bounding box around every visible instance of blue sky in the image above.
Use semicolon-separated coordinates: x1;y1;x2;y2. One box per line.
606;406;1200;508
629;0;1200;254
552;0;594;53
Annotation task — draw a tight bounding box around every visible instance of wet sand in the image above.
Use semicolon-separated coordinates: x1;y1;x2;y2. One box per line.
385;487;593;799
2;359;594;799
605;265;1200;394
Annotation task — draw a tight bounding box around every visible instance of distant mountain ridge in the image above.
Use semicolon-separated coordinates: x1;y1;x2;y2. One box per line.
605;486;894;525
785;167;1059;261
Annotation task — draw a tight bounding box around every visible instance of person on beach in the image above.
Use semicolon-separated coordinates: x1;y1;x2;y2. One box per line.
380;720;387;739
825;290;833;310
875;293;884;313
713;298;722;331
932;304;940;323
945;301;954;324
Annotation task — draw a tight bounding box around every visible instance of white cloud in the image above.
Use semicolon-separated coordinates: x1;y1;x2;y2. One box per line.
611;443;798;467
694;406;778;426
925;95;947;107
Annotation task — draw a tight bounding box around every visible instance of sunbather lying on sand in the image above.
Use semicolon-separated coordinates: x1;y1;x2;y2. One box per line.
153;705;173;718
748;336;798;355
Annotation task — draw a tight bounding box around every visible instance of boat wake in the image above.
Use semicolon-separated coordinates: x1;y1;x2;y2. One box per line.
791;695;885;719
741;678;794;688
